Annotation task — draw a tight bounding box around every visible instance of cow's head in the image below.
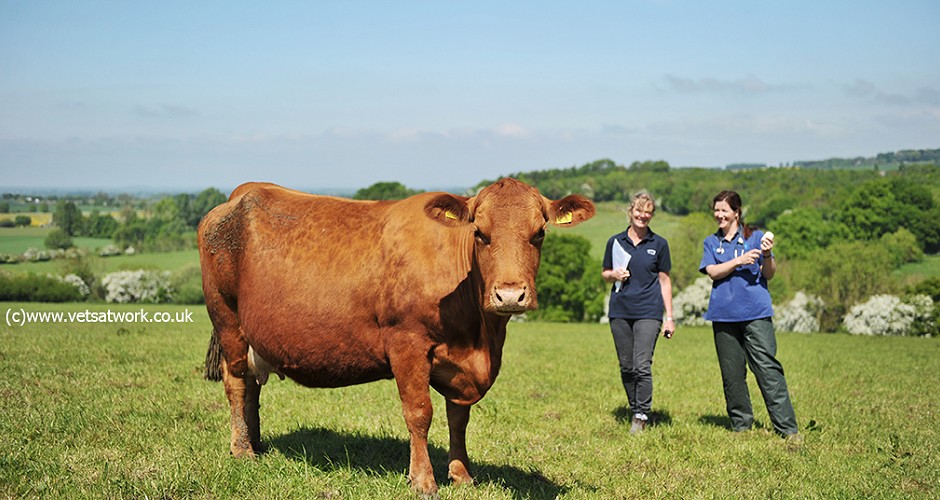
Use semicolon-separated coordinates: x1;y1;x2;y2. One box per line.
427;178;595;315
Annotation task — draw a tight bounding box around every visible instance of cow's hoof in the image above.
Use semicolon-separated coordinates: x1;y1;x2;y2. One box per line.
408;473;438;498
448;461;474;486
230;446;256;459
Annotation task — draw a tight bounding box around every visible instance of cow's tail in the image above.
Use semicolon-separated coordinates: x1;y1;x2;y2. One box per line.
204;331;223;382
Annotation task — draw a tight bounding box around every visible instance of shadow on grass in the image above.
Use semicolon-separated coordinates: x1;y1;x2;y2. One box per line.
612;406;674;427
698;414;733;430
269;427;567;499
698;414;770;432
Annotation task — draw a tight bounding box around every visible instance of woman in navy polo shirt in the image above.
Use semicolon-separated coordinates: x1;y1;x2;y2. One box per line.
699;190;800;442
602;191;675;434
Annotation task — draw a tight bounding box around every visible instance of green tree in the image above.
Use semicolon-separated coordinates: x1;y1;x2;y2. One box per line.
84;211;120;238
44;228;73;250
767;208;851;261
354;182;422;200
881;227;923;267
190;188;227;227
52;201;82;236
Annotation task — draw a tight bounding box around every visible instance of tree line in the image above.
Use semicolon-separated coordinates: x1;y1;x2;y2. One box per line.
46;188;227;252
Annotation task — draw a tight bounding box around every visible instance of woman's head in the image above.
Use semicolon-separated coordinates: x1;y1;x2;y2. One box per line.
628;191;656;229
712;190;751;237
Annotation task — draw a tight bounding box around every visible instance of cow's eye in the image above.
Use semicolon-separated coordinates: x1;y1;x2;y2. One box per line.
531;228;546;245
474;228;491;245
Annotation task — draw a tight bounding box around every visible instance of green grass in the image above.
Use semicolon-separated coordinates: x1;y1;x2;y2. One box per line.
897;253;940;279
1;302;937;498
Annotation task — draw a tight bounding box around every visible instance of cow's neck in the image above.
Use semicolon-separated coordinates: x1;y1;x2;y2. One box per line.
429;270;510;404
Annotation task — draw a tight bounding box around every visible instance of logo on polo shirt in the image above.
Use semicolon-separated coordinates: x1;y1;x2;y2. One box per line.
647;249;657;256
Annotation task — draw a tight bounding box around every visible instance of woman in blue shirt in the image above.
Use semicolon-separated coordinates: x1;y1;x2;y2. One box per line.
699;190;800;442
602;191;675;434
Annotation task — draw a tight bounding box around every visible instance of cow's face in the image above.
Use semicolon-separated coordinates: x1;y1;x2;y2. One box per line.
468;179;595;315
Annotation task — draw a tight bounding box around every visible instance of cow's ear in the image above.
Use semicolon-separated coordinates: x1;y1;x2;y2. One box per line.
546;194;596;227
425;194;471;226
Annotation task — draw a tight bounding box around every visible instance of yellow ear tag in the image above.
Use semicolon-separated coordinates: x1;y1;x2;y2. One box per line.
444;210;457;220
555;211;573;225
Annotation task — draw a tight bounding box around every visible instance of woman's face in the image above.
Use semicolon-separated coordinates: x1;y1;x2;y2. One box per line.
713;200;738;233
630;202;654;229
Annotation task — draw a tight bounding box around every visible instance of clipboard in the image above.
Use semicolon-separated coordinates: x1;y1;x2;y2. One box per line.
612;239;631;293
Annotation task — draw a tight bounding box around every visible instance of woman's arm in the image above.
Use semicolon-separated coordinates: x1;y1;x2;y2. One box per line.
761;254;776;280
659;271;675;337
704;249;762;281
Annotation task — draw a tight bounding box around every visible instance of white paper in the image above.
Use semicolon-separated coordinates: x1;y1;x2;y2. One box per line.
612;239;631;293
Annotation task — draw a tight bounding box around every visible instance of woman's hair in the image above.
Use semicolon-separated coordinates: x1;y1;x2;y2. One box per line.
713;190;753;238
629;191;656;214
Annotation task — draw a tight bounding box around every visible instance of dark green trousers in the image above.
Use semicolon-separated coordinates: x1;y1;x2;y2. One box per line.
713;318;798;435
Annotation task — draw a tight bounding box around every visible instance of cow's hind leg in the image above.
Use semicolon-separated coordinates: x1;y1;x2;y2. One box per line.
221;359;263;457
446;400;474;486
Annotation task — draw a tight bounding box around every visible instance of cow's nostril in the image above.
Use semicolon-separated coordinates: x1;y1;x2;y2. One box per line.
518;292;525;303
495;291;503;302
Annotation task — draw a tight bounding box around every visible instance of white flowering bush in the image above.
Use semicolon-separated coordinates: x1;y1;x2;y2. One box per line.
57;273;91;297
674;276;712;326
774;292;824;333
99;244;122;257
843;294;935;336
23;247;51;262
102;270;173;303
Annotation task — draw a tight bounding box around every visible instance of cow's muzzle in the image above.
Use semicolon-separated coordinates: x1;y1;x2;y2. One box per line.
491;284;531;314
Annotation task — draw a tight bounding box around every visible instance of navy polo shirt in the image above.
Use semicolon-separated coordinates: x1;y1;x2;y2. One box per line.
698;229;774;322
602;228;672;320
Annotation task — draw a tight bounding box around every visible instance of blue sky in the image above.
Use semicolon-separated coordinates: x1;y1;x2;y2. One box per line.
2;1;938;193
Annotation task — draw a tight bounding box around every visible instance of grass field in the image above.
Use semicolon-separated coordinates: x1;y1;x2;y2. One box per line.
2;302;937;498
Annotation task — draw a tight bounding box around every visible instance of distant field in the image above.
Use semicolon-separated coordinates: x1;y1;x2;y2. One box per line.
0;212;53;227
1;302;936;498
0;226;112;255
897;253;940;279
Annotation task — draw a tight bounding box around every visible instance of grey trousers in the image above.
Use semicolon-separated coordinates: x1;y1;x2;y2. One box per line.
713;318;799;435
610;318;661;416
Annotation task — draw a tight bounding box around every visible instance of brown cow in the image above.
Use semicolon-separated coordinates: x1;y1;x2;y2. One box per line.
199;178;594;495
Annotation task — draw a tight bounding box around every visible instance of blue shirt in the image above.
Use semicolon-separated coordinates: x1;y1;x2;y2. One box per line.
698;229;774;322
603;229;671;320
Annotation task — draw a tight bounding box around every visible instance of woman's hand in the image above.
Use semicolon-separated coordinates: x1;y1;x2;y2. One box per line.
760;235;775;256
663;318;675;338
602;268;631;284
737;248;762;266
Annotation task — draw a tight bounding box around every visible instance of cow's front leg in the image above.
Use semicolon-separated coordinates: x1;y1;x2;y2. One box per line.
391;350;438;496
446;400;473;486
